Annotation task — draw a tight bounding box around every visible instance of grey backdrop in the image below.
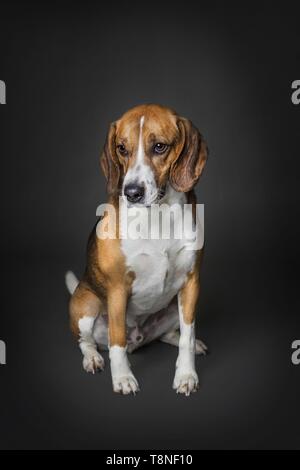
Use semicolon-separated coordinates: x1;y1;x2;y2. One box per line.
0;1;300;449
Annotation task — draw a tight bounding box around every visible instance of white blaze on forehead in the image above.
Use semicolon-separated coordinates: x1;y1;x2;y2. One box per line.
122;113;158;205
136;115;145;165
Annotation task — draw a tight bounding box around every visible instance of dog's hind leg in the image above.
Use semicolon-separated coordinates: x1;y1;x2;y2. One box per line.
127;298;179;353
93;314;109;351
69;282;105;373
160;330;208;355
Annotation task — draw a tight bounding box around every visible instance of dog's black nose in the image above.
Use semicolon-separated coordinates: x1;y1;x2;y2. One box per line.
124;183;144;203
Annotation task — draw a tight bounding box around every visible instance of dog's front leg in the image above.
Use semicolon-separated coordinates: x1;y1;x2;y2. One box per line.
173;269;200;396
107;285;139;395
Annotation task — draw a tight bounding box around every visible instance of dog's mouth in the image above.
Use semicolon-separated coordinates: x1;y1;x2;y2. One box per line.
144;187;166;207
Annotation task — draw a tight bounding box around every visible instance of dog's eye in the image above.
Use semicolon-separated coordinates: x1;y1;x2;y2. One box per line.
153;143;168;154
117;144;128;156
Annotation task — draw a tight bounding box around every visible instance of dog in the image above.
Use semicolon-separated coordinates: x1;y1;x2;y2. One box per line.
66;104;208;396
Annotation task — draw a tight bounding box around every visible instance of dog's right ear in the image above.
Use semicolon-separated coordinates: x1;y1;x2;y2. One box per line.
100;122;120;195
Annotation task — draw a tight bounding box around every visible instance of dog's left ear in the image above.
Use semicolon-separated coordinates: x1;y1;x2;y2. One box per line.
170;117;208;192
100;122;121;195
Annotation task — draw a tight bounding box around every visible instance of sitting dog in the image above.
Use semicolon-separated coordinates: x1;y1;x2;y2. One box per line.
66;104;208;396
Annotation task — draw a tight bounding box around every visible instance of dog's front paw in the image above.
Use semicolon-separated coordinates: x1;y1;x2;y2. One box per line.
112;373;140;395
83;351;105;374
173;370;199;396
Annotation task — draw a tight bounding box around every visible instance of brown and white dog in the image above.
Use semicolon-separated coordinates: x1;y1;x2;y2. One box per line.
66;104;208;396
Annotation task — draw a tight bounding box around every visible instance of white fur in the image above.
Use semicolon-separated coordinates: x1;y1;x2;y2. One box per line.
109;345;139;394
120;187;197;317
93;315;109;349
78;316;104;373
173;293;198;395
65;271;79;295
136;115;145;164
122;115;158;206
116;185;199;395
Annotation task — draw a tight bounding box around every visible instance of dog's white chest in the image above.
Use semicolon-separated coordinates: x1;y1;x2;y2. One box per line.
120;195;197;316
124;239;195;315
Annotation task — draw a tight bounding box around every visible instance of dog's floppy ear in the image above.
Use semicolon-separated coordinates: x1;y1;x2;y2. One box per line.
170;117;208;192
100;122;120;195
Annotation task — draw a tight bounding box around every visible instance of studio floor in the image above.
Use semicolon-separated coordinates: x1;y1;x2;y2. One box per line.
1;250;299;450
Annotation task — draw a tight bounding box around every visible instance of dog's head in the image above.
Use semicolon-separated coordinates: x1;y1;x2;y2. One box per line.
100;104;208;206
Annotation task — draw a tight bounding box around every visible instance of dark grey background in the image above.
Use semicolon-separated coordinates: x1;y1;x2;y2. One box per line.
0;1;300;450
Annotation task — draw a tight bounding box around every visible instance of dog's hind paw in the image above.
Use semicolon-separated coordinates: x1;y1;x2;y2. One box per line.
160;330;208;355
195;338;208;355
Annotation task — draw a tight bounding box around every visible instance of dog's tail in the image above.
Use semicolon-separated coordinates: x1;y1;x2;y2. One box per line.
65;270;79;295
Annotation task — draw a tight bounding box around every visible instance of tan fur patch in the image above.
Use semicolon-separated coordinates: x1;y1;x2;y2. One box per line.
179;192;203;325
69;282;102;337
70;196;135;347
